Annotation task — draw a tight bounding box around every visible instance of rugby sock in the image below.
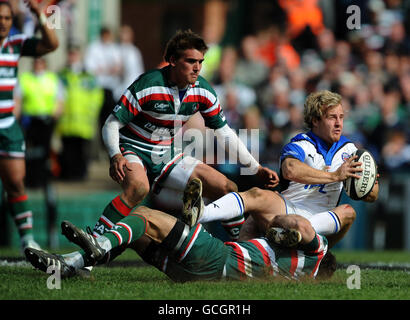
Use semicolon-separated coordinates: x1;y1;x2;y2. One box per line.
308;211;341;235
63;213;147;269
221;216;245;241
93;195;133;236
100;213;147;250
8;195;34;238
63;251;85;270
199;192;245;240
199;192;244;223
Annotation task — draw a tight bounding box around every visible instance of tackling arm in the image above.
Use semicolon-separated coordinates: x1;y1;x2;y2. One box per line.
214;124;259;173
102;114;125;158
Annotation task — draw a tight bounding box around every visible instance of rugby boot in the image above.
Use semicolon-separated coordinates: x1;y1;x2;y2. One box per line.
182;178;204;227
266;227;302;248
61;220;106;264
24;248;76;278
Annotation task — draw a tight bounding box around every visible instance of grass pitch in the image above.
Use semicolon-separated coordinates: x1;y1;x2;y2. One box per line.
1;248;409;301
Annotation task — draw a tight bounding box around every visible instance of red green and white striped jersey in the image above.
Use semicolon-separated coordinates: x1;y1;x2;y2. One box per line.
166;223;328;282
113;66;227;156
0;34;38;127
224;233;328;280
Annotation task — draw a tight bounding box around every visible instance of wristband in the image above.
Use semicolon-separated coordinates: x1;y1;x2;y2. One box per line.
39;13;47;26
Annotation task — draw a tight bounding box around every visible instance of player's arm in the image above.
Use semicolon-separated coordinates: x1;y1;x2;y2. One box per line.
281;155;362;184
25;0;59;55
102;114;131;183
214;124;279;188
363;174;379;202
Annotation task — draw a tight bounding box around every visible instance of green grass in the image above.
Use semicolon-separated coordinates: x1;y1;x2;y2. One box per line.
1;248;409;300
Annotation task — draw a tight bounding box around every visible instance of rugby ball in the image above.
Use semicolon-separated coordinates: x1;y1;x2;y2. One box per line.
343;149;377;200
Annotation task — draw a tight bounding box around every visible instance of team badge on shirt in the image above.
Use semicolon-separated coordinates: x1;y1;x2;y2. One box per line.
341;152;350;162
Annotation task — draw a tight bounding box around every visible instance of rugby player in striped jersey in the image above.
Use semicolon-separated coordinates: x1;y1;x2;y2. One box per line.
0;0;58;252
92;29;279;242
25;178;335;281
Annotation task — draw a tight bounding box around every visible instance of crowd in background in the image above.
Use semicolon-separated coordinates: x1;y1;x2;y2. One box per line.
9;0;410;191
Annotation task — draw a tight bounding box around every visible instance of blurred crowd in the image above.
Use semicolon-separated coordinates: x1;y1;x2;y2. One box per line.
9;0;410;190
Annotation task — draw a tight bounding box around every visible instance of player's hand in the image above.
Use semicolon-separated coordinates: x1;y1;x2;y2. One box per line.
24;0;41;16
256;166;280;189
109;154;132;183
335;155;362;181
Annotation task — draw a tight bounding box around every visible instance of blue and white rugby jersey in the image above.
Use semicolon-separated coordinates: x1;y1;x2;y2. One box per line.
279;131;357;213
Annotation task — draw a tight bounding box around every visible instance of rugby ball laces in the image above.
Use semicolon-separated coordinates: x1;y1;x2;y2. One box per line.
343;149;377;200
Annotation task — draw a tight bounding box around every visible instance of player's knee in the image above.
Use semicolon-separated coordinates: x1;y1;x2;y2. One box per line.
221;178;238;195
337;204;356;225
246;187;265;200
3;178;25;198
124;181;149;206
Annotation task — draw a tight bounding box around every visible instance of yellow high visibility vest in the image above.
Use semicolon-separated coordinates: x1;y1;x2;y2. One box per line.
57;70;103;139
19;72;60;116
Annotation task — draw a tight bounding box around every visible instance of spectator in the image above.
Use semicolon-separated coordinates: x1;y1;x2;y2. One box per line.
57;45;104;180
213;46;257;122
15;57;63;188
84;26;122;134
115;25;144;100
381;130;410;172
234;35;269;89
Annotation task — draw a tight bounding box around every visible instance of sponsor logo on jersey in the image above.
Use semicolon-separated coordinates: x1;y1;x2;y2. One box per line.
154;102;169;111
0;68;15;78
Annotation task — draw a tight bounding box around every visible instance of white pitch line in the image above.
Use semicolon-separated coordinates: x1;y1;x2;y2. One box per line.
0;259;31;268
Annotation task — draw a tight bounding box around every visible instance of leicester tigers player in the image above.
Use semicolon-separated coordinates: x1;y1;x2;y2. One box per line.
25;178;335;281
93;29;279;241
0;0;58;252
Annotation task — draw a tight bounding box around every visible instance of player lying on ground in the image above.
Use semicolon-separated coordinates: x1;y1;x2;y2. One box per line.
191;90;379;248
25;179;336;281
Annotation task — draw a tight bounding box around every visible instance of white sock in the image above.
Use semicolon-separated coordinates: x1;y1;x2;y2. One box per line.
198;192;244;224
308;211;341;235
62;236;112;269
97;235;113;252
62;251;85;269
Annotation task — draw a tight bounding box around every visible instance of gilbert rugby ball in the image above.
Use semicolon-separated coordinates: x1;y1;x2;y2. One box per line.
343;149;377;200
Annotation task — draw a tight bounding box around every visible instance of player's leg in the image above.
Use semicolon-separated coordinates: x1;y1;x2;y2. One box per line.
92;154;150;236
322;204;356;248
266;214;316;247
196;187;287;239
159;156;241;239
60;155;150;271
0;157;40;250
188;162;238;200
61;206;188;266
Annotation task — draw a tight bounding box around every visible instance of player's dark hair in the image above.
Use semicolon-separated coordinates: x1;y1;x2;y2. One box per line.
164;29;208;62
316;251;337;280
0;0;12;13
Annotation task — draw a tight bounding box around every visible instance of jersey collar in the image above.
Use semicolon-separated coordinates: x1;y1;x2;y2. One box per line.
306;131;349;165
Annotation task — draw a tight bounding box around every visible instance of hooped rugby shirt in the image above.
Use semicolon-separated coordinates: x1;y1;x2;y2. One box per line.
0;34;39;129
112;65;227;158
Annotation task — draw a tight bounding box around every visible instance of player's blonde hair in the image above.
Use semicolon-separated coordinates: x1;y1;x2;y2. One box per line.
303;90;342;129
